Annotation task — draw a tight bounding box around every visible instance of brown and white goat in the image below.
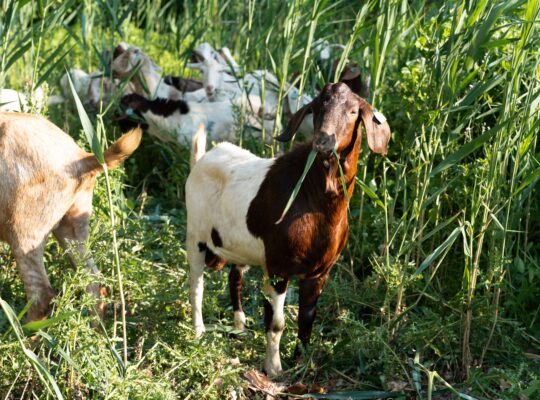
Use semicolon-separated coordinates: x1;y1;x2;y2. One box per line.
185;83;390;376
0;113;141;322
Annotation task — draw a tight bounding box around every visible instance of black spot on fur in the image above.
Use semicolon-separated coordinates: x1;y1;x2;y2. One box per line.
121;93;189;117
116;114;148;133
164;76;203;92
197;241;226;271
211;228;223;247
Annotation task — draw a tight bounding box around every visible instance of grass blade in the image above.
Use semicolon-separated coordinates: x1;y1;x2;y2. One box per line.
413;227;462;276
0;298;64;400
430;119;510;177
276;149;317;224
65;68;104;163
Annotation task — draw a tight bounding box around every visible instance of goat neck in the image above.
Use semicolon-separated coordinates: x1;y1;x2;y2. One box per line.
317;116;361;197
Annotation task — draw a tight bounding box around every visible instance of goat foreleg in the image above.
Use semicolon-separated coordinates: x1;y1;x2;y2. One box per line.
296;274;329;355
263;277;289;377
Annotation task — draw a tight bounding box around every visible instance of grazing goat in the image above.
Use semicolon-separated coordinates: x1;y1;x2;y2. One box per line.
190;42;240;72
187;61;313;134
120;93;277;146
0;87;45;113
113;46;206;102
186;83;390;376
0;112;141;322
187;43;314;134
314;40;370;98
48;69;116;112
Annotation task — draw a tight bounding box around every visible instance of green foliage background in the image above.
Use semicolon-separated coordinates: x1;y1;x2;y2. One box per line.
0;0;539;398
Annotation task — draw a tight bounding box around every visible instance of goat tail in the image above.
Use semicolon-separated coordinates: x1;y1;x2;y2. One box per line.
190;123;207;168
83;127;143;173
103;127;143;169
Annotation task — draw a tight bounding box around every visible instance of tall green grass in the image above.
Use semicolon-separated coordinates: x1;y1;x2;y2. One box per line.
0;0;539;398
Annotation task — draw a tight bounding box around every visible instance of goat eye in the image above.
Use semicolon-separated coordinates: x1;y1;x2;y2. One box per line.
350;110;357;115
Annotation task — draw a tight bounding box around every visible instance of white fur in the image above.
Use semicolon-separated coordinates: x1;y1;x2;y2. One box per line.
188;236;206;338
53;69;116;111
263;284;287;376
187;142;273;266
234;310;246;331
133;98;277;146
0;87;44;113
188;42;239;72
190;63;313;134
113;46;201;102
134;101;232;145
187;138;274;339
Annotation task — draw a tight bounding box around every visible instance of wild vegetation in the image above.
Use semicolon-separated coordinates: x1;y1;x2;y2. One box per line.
0;0;539;398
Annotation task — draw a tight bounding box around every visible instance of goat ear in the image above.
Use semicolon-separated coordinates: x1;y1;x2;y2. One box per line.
113;43;127;60
357;97;390;155
192;49;206;63
276;101;313;142
340;65;361;81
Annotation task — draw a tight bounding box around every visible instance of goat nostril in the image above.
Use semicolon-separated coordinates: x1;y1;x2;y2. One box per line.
316;135;330;146
314;133;336;154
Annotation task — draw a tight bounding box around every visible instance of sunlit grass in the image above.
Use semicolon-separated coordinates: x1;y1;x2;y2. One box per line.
0;0;539;399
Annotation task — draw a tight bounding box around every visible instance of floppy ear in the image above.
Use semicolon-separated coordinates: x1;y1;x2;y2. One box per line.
113;43;127;60
357;97;390;155
340;64;361;81
192;49;205;63
276;101;313;142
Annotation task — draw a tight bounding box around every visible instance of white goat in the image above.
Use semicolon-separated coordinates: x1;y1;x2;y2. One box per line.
191;42;239;71
0;87;45;113
48;69;116;112
187;51;313;134
121;93;277;146
113;46;206;102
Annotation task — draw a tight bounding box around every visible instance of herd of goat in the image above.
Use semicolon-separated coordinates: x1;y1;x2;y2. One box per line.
0;40;389;377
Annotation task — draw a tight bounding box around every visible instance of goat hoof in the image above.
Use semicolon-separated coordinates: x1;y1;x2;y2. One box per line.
29;334;42;349
264;359;283;378
194;325;206;338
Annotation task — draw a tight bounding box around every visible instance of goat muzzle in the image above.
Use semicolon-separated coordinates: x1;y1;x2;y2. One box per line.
313;133;336;156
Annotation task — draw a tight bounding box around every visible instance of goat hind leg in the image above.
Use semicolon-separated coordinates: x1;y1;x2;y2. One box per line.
188;237;206;337
13;242;55;322
229;265;248;331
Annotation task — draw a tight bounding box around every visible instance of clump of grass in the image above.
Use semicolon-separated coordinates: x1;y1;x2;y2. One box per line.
1;1;539;399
